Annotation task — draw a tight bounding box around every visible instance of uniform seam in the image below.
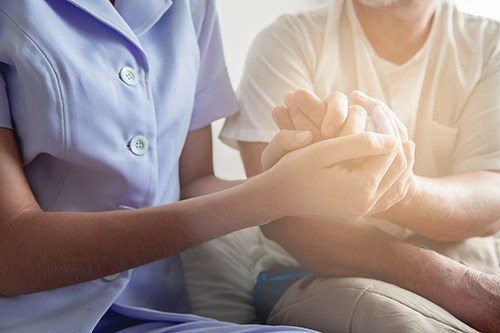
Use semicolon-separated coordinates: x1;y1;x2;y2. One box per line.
0;9;69;211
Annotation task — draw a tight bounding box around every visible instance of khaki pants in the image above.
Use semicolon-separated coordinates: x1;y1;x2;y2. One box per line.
268;237;500;333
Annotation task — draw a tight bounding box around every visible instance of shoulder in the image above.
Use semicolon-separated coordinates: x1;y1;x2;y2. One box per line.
255;3;329;48
446;2;500;72
247;3;329;70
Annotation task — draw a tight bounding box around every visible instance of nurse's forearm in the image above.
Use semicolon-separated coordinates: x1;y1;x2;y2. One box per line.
0;174;280;296
374;171;500;241
180;174;245;199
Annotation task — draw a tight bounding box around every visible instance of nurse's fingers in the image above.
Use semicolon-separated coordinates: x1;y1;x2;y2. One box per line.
262;130;313;171
337;105;369;168
370;141;415;215
272;106;295;131
352;108;400;181
285;91;323;141
322;92;349;138
350;90;409;142
311;132;398;168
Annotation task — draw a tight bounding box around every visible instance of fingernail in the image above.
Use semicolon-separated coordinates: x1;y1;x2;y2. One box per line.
295;131;309;143
324;125;336;137
272;109;283;123
383;135;397;149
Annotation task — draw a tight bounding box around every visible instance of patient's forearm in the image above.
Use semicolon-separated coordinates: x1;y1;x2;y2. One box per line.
261;219;500;332
375;171;500;241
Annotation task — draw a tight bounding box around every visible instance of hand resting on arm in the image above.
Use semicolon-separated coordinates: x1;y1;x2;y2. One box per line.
238;88;500;332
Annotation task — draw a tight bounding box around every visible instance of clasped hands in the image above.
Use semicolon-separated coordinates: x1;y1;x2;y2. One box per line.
262;89;415;223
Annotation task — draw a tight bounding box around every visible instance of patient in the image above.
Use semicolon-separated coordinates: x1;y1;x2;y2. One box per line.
216;0;500;332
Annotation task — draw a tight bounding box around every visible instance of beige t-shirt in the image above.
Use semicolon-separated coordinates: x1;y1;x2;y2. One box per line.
221;0;500;238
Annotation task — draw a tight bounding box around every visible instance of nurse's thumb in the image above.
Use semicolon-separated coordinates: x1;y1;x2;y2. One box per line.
262;130;313;171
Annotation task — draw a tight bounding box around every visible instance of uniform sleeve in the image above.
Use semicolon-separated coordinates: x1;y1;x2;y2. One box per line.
0;73;12;129
452;49;500;174
219;14;318;148
189;0;238;132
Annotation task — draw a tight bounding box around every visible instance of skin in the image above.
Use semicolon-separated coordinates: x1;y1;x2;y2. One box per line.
241;89;500;332
353;0;436;65
0;120;402;296
237;1;500;331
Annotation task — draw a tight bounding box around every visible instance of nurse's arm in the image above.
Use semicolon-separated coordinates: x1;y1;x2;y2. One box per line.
178;125;245;199
0;126;397;296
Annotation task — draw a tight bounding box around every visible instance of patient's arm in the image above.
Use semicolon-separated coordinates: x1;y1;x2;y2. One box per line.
239;138;500;333
287;88;500;241
238;89;500;332
349;91;500;241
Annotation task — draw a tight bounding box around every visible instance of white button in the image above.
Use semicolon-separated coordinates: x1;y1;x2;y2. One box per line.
119;67;139;85
129;135;148;155
103;273;120;281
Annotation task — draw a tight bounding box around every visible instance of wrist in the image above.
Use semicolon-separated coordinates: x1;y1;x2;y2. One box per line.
375;174;422;222
247;169;288;224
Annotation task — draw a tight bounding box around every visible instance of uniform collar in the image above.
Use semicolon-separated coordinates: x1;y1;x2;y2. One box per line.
65;0;172;49
114;0;172;36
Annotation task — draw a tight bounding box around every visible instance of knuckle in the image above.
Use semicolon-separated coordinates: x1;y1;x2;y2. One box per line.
325;91;348;103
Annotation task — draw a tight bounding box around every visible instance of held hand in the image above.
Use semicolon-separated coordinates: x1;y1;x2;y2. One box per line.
264;107;406;222
272;88;350;141
269;88;416;217
265;130;401;222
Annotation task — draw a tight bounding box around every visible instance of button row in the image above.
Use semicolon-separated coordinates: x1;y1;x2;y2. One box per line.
118;67;148;156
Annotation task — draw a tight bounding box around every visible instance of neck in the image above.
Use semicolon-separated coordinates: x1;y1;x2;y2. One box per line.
353;0;437;65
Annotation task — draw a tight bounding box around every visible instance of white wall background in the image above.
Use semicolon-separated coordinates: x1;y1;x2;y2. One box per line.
213;0;500;181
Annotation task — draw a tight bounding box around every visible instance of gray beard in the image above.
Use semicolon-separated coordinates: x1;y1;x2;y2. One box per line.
355;0;401;7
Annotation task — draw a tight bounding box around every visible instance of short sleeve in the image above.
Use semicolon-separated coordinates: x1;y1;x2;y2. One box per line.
220;13;320;148
189;1;238;131
452;53;500;174
0;73;12;129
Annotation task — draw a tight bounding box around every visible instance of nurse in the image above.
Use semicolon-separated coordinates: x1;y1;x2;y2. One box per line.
0;0;408;332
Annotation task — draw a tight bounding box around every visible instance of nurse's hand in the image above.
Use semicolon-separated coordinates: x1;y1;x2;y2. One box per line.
348;90;415;216
262;108;404;222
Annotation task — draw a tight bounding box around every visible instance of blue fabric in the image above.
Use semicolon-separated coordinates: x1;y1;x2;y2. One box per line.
254;265;312;323
93;308;318;333
0;0;238;331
